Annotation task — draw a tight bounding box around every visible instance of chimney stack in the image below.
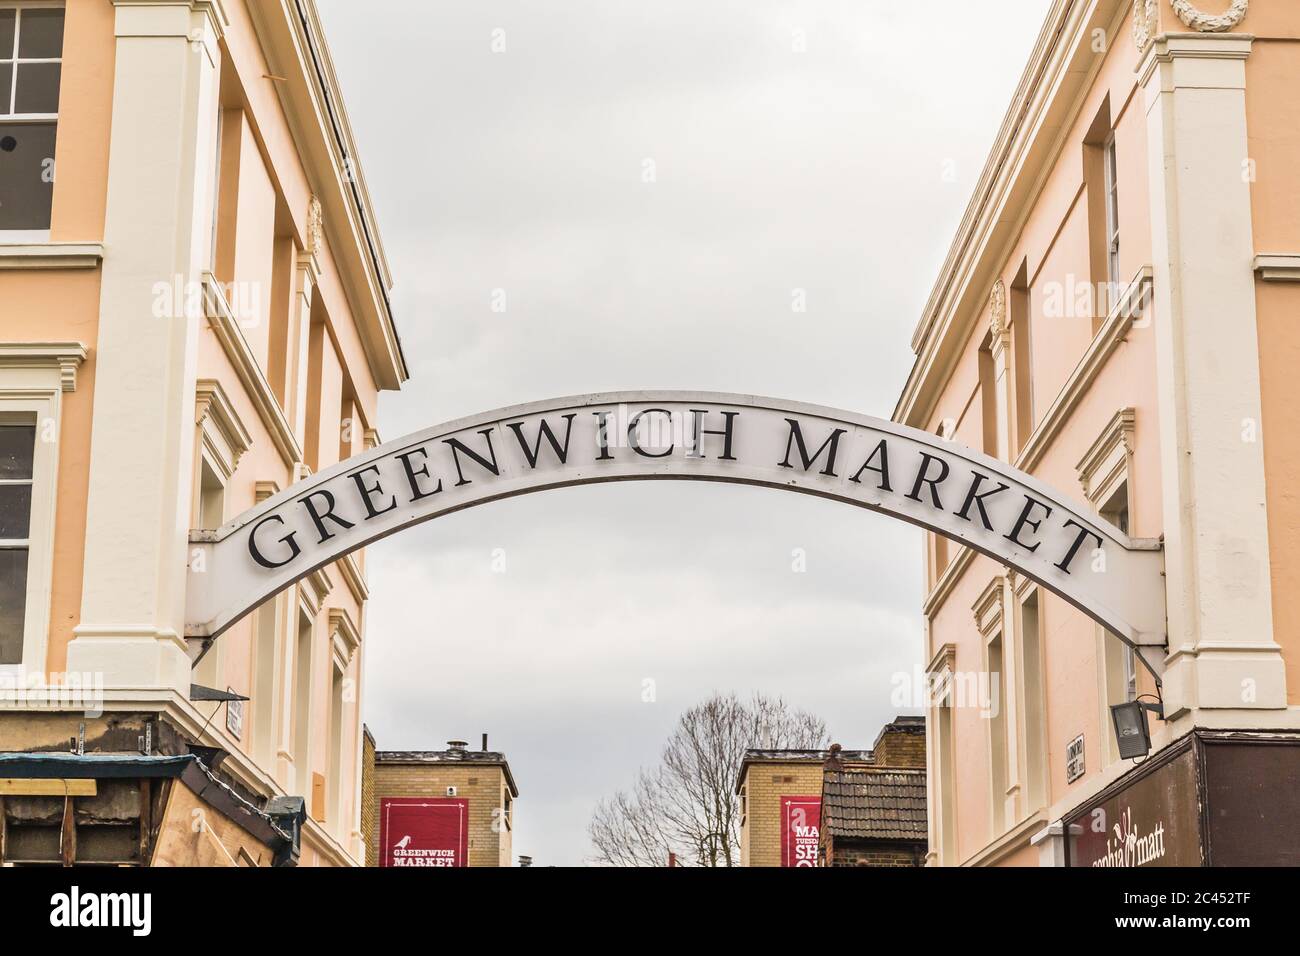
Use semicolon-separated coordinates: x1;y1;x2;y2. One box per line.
482;733;488;752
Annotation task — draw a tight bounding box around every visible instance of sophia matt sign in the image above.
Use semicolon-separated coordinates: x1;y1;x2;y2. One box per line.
1066;746;1201;867
186;392;1165;672
379;797;469;868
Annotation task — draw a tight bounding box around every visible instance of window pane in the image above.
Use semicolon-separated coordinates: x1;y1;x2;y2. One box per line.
17;9;63;59
0;121;56;229
0;485;32;538
0;547;28;664
14;61;58;113
0;425;34;479
0;11;14;59
0;63;11;115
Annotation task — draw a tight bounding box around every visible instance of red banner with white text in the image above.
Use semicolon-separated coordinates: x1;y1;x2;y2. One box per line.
781;795;821;867
379;797;469;867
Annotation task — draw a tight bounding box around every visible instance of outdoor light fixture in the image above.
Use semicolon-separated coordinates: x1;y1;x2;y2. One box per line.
1110;697;1164;760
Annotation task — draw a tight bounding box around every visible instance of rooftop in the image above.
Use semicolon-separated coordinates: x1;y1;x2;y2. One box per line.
374;748;519;797
821;768;928;842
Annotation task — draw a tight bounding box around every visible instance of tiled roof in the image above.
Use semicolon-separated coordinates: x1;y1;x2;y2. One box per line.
821;769;927;841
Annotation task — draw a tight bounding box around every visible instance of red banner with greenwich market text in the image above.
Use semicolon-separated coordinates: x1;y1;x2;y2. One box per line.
379;797;469;867
781;795;821;867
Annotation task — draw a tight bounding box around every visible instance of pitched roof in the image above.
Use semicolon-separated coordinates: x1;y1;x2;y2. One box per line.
821;768;927;841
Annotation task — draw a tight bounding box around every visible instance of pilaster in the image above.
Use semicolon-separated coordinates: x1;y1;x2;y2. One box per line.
67;1;227;692
1141;32;1286;717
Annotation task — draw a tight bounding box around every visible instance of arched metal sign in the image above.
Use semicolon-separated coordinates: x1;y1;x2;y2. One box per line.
185;391;1166;674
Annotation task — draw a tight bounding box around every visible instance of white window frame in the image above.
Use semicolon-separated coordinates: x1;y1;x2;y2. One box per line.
1103;134;1121;295
926;642;958;866
973;577;1011;837
0;343;82;676
0;1;66;241
1076;408;1138;766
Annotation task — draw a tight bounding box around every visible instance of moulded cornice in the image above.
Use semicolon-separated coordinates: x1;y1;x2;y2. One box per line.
0;342;87;392
195;378;254;476
242;0;407;392
895;0;1130;429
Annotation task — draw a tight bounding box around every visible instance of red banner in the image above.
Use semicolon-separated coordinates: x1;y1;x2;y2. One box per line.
379;797;469;867
781;795;821;867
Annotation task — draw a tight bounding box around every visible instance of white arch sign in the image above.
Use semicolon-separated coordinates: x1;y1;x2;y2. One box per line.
185;392;1166;675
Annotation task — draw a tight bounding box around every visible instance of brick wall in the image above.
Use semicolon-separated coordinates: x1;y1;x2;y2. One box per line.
738;761;825;867
828;837;926;867
368;762;513;867
870;724;926;769
361;728;376;868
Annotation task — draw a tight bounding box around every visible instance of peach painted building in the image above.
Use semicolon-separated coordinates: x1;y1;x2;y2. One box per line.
0;0;404;866
895;0;1300;867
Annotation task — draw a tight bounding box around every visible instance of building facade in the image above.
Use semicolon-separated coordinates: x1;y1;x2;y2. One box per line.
737;749;847;867
0;0;404;866
365;738;518;868
895;0;1300;866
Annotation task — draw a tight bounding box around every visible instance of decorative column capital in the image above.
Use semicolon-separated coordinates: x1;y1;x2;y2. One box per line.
1133;0;1158;52
988;280;1010;355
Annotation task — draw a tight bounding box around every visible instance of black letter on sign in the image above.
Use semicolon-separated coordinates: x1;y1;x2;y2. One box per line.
396;447;443;502
443;428;500;487
592;412;616;461
507;414;577;468
1004;496;1053;553
1055;519;1105;574
779;419;847;477
628;408;674;459
686;409;739;461
955;472;1010;532
248;513;301;569
849;439;892;491
350;464;398;519
298;488;356;545
906;453;950;509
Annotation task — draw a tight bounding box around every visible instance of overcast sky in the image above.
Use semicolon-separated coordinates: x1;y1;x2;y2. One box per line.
316;0;1053;865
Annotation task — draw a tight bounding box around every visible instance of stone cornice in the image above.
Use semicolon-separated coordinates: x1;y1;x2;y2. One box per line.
0;243;103;270
242;0;407;391
895;0;1131;428
0;342;87;392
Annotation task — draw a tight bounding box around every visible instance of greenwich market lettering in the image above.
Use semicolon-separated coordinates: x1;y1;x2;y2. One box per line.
250;410;1108;578
188;392;1165;667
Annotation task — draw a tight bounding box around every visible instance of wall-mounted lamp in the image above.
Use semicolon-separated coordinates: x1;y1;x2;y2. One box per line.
1109;697;1164;760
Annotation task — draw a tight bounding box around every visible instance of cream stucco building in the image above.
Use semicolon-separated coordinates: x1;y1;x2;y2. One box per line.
0;0;404;866
896;0;1300;867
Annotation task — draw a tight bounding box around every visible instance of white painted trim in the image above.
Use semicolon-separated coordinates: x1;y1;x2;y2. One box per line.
896;0;1132;427
1015;268;1152;473
202;272;304;468
1076;407;1136;502
337;551;368;603
1253;254;1300;282
0;359;73;674
328;606;359;669
0;342;85;392
0;243;103;270
195;378;253;480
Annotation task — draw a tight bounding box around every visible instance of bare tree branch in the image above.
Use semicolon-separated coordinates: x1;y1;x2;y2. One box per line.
588;692;828;866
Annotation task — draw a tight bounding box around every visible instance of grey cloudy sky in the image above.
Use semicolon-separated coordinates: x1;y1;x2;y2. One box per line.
316;0;1052;865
